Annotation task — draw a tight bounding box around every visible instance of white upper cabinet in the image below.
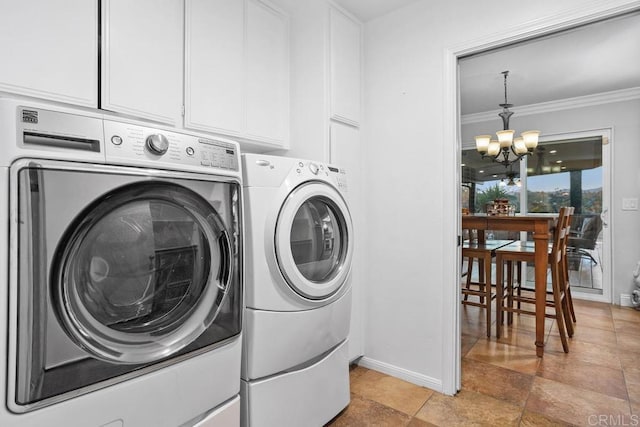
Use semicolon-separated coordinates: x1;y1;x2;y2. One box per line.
185;0;289;148
246;0;289;145
0;0;98;107
329;7;361;126
185;0;244;136
102;0;184;125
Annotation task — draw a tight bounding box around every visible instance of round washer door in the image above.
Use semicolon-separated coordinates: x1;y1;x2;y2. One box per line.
52;181;233;365
275;181;353;300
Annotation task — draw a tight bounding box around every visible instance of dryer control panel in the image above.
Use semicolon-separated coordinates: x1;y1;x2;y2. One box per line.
104;120;239;174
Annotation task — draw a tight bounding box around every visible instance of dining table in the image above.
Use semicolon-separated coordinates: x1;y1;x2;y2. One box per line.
462;213;557;357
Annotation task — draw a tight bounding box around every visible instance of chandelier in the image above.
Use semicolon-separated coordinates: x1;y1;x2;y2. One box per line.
475;71;540;168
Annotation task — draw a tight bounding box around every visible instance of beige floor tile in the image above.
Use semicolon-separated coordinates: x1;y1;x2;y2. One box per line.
461;333;479;357
617;348;640;370
614;319;640;337
570;313;615;331
544;335;621;370
519;410;575;426
536;352;627;400
465;339;541;375
611;306;640;323
326;394;412;427
573;300;612;317
617;332;640;354
406;417;438;427
525;376;630;426
494;325;539;349
350;369;434;416
461;359;534;407
414;390;521;427
549;321;618;346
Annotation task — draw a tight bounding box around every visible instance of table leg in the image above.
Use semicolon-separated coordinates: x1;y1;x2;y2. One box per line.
533;222;550;357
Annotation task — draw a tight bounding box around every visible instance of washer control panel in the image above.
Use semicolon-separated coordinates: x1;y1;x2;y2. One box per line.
104;120;239;173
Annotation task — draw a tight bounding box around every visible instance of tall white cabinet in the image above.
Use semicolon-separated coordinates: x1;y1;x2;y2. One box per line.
0;0;98;107
101;0;184;125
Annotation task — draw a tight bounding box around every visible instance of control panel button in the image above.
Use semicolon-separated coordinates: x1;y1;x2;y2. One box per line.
146;134;169;155
111;135;123;145
186;146;195;156
308;162;319;175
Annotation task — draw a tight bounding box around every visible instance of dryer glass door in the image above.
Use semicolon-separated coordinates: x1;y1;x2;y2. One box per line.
275;182;353;299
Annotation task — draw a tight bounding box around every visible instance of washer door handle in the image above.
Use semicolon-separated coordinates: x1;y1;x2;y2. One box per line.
217;229;233;293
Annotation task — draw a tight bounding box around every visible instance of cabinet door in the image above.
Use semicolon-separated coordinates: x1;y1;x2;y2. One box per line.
330;121;363;361
185;0;244;135
102;0;183;125
0;0;97;107
246;0;289;146
329;7;361;126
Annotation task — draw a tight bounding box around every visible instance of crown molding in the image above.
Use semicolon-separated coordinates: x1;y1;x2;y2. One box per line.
462;86;640;125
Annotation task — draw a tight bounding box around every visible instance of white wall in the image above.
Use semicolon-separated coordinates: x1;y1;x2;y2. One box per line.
362;0;639;391
462;98;640;305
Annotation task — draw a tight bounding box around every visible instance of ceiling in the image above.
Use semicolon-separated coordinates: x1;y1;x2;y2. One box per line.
331;0;420;22
459;11;640;115
330;3;640;116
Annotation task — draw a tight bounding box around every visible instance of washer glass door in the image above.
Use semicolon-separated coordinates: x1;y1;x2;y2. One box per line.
11;162;242;411
275;182;353;299
53;181;232;364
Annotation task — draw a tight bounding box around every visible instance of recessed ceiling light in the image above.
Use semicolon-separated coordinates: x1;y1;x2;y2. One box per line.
492;174;498;177
550;150;557;154
556;160;563;164
479;170;484;173
461;163;466;167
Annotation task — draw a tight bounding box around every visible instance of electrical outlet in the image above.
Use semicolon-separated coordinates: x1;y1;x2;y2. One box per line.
622;198;639;211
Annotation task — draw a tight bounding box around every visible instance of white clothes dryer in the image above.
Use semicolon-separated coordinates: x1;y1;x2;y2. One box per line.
0;98;243;426
241;153;353;427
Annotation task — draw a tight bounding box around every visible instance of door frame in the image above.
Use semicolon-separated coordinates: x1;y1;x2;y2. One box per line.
441;1;640;395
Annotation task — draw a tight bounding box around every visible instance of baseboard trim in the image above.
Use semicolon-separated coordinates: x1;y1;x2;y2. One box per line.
356;357;443;393
620;293;634;307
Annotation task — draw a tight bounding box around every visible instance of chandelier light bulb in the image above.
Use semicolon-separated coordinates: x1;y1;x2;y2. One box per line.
521;130;540;150
487;140;501;156
475;135;492;153
496;130;514;148
513;137;527;154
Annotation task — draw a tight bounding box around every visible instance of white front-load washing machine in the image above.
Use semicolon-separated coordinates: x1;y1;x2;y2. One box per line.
241;153;353;427
0;98;243;426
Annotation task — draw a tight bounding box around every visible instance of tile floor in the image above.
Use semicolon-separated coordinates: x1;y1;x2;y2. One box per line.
327;299;640;426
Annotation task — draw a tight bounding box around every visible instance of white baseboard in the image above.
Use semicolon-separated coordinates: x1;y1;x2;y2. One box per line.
620;293;634;307
356;357;443;393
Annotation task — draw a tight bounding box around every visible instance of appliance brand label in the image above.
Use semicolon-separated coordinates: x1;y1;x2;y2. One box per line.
22;109;38;124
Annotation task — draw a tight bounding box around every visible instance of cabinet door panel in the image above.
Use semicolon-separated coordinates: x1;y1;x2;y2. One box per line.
0;0;97;107
185;0;244;135
102;0;183;124
246;0;288;145
330;8;361;126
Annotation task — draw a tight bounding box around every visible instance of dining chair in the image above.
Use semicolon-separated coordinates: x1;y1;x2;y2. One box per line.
462;236;515;337
494;206;575;352
567;214;603;288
